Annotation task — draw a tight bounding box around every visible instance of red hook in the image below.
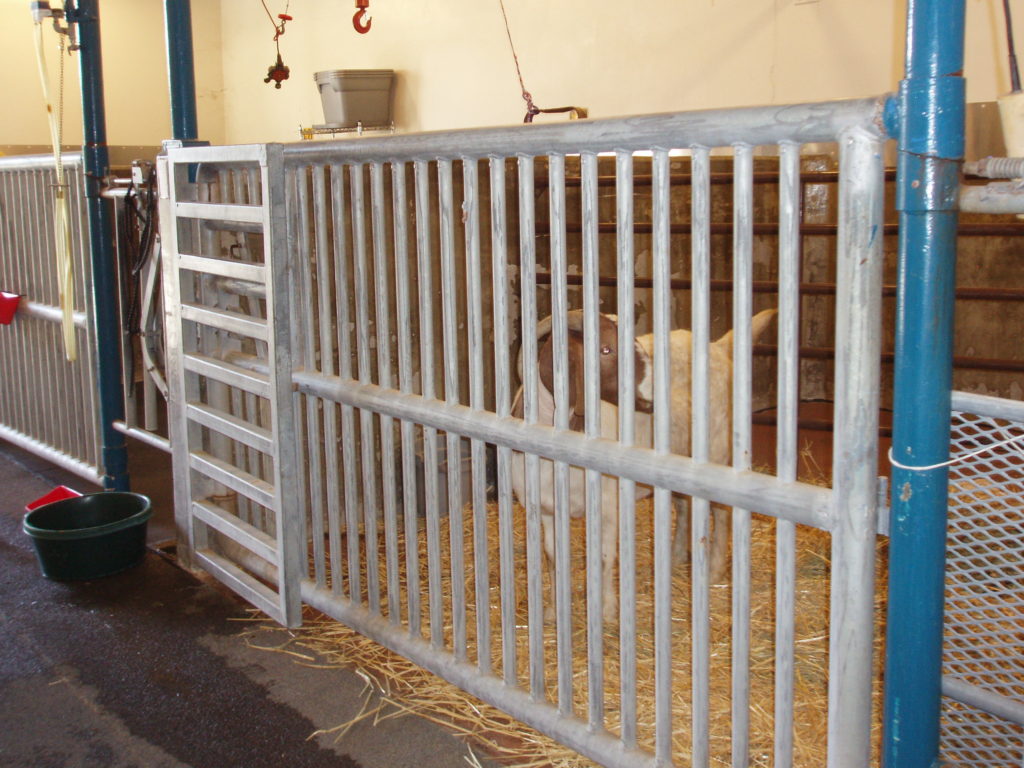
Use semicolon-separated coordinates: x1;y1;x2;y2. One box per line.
353;0;371;33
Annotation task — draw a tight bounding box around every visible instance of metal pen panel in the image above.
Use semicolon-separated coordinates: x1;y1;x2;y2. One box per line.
731;142;755;768
0;155;102;483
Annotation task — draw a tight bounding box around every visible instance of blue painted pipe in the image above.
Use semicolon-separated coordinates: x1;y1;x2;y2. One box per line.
883;1;965;766
65;0;129;491
163;0;199;141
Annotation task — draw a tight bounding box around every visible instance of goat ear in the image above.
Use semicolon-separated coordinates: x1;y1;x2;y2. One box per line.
713;308;779;353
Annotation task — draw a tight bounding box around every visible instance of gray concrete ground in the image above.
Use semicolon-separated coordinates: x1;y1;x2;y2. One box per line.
0;440;498;768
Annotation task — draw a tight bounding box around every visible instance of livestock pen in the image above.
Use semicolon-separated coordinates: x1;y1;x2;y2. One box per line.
157;99;887;767
4;1;1022;766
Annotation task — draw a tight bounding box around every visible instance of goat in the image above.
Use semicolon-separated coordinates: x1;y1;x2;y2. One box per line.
510;308;777;623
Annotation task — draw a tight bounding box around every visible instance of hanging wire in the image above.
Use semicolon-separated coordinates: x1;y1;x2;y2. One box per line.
496;0;587;123
261;0;292;55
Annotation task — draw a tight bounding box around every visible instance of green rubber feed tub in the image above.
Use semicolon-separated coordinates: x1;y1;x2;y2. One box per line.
23;492;152;581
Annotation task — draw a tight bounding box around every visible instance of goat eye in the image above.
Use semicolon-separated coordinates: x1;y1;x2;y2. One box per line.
601;345;612;356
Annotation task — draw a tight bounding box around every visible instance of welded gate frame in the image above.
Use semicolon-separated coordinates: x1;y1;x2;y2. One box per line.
159;97;889;767
0;153;103;483
159;144;303;627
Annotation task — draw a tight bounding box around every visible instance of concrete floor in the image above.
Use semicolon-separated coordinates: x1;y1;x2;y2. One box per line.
0;439;498;768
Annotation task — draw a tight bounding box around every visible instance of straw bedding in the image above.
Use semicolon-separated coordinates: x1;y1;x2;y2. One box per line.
242;490;890;767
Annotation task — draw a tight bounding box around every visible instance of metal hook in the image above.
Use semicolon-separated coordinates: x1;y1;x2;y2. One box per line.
353;0;372;33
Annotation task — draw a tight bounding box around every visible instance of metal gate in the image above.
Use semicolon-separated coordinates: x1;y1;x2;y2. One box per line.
158;96;888;767
0;153;102;483
941;391;1024;766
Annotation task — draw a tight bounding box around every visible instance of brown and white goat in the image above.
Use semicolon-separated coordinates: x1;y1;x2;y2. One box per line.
510;308;777;622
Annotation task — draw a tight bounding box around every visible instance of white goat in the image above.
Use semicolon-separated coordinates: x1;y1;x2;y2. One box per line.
510;308;777;622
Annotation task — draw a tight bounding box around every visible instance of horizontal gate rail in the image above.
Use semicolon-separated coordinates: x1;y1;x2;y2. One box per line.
291;370;834;529
283;96;886;163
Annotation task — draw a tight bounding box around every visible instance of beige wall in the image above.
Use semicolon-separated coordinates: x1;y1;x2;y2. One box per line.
0;0;223;150
0;0;1019;148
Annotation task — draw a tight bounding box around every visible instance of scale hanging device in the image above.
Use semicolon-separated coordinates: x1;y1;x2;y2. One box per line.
261;0;293;88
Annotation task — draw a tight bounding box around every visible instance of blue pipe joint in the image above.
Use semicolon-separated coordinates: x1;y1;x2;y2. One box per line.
896;75;965;213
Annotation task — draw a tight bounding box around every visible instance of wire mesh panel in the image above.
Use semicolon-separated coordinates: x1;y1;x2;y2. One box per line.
942;392;1024;766
162;96;889;767
0;154;102;482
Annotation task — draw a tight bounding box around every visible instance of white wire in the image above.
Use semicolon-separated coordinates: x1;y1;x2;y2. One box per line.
887;431;1024;472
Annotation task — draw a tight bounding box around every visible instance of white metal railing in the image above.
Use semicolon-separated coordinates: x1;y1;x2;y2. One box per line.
160;95;889;767
0;153;102;483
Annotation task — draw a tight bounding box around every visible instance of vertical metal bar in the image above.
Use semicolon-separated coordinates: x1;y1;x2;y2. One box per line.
731;142;754;768
438;159;466;660
883;3;965;766
651;147;673;764
615;149;638;750
414;160;444;647
581;150;604;733
265;143;304;627
371;162;401;623
548;152;574;716
298;168;325;586
774;140;801;768
163;0;199;141
518;154;546;700
315;165;343;594
331;165;361;603
70;0;129;490
690;144;712;768
393;162;422;632
829;127;884;768
160;157;194;567
490;155;516;686
351;164;382;615
463;158;491;674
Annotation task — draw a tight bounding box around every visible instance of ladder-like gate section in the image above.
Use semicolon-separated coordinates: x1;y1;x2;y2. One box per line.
159;144;302;627
159;98;889;767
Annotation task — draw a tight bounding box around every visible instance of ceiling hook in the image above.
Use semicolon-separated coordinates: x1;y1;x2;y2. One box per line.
353;0;372;33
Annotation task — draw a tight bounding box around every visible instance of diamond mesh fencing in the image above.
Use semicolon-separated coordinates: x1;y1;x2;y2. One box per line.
941;405;1024;766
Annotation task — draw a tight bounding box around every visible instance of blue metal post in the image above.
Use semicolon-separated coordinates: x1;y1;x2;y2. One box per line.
883;1;965;766
66;0;129;491
163;0;199;141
